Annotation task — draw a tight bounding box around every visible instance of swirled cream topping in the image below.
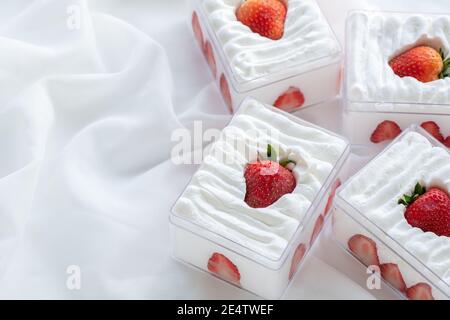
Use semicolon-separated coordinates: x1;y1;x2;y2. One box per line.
340;132;450;284
173;99;348;260
347;11;450;112
202;0;340;84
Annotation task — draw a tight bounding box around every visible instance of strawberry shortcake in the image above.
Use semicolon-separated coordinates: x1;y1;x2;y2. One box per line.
189;0;341;113
333;128;450;300
170;98;349;299
343;11;450;145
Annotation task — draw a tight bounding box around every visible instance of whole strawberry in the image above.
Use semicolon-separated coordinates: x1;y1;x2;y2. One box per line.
398;183;450;237
389;46;450;83
244;144;296;208
236;0;287;40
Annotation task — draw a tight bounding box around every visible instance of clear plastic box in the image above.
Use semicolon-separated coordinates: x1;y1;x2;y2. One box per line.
189;0;342;114
332;125;450;300
170;97;350;299
342;10;450;145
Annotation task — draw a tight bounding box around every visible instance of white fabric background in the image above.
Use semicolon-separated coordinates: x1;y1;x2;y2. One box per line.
0;0;448;299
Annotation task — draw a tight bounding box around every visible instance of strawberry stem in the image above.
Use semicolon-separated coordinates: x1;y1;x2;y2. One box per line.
265;144;296;168
398;182;426;206
439;48;450;79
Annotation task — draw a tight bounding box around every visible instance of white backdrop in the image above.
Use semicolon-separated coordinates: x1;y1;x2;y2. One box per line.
0;0;448;299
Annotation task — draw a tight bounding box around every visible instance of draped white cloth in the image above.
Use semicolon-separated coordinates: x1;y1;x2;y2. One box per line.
0;0;447;299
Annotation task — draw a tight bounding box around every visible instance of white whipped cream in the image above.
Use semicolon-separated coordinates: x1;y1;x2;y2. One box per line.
347;11;450;112
173;99;347;260
340;132;450;285
202;0;340;85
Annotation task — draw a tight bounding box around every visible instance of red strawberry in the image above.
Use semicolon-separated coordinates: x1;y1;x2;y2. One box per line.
273;87;305;111
289;243;307;280
389;46;450;83
310;215;324;246
444;136;450;148
399;183;450;237
420;121;444;142
348;234;380;267
406;283;434;300
203;41;217;78
370;120;402;143
236;0;287;40
207;253;241;284
244;160;295;208
421;121;446;142
220;74;233;114
324;179;341;217
380;263;407;293
192;12;204;48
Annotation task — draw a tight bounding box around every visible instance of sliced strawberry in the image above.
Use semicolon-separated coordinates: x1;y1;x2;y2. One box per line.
203;41;217;78
348;234;380;267
310;215;324;246
324;179;341;217
289;243;307;280
406;283;434;300
444;136;450;148
220;74;233;114
370;120;402;143
192;12;204;49
273;87;305;111
420;121;444;142
380;263;407;293
207;253;241;284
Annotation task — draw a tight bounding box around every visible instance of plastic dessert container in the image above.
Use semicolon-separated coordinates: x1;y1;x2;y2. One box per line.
189;0;342;114
332;125;450;300
170;97;350;299
343;10;450;145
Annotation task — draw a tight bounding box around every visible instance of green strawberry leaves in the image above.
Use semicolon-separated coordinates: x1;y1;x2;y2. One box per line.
279;159;297;167
265;144;296;168
439;48;450;79
398;182;427;206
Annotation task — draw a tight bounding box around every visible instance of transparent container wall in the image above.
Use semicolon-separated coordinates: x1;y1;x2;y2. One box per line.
189;0;342;114
342;107;450;146
169;98;350;299
170;176;343;299
342;10;450;146
332;126;450;300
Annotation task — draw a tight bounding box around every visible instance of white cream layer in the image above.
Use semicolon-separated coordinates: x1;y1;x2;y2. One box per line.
202;0;340;84
347;11;450;112
173;99;347;260
340;132;450;284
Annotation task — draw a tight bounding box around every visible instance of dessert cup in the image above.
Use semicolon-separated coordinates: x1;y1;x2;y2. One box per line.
189;0;342;114
343;10;450;145
333;126;450;300
170;97;350;299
